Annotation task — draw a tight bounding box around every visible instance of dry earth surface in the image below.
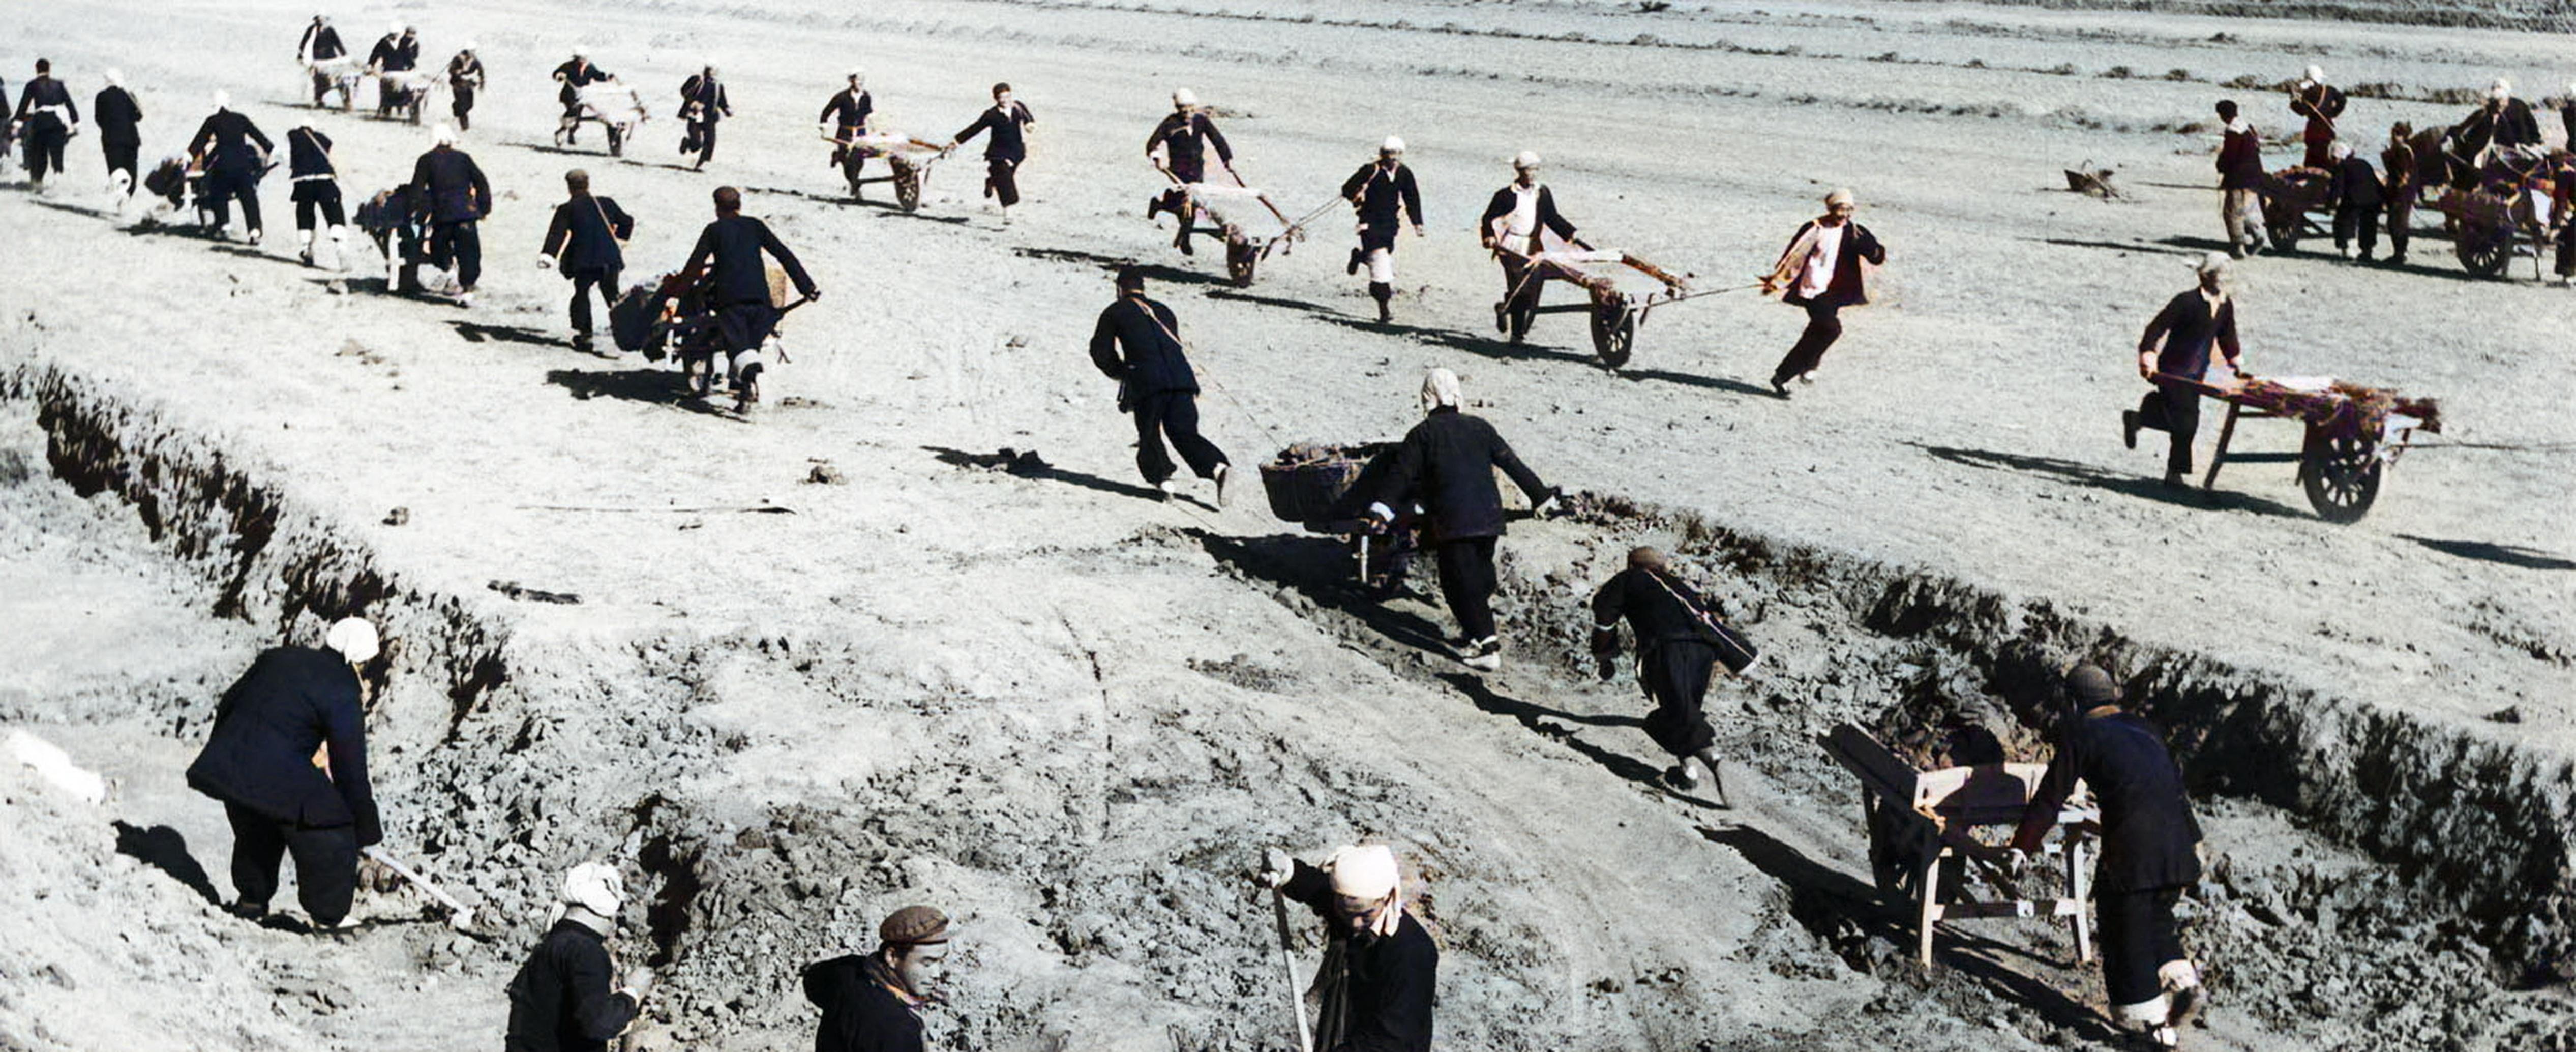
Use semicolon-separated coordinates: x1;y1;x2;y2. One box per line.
4;1;2575;1050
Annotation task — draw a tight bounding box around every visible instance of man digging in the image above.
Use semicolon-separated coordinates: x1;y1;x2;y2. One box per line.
503;862;653;1052
1259;844;1438;1052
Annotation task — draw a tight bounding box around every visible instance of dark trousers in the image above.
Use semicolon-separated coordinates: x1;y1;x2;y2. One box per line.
2557;220;2575;277
430;220;481;290
312;71;337;105
1432;536;1501;642
2386;192;2412;260
293;183;345;231
103;140;139;188
1771;300;1843;385
21;124;67;180
224;802;359;926
1162;157;1204;245
1639;640;1719;758
1130;389;1227;485
2332;203;2379;256
451;85;475;129
986;158;1020;207
685;120;718;164
203;169;263;233
2301;137;2332;169
568;268;620;335
2135;383;2201;476
2098;886;2189;1008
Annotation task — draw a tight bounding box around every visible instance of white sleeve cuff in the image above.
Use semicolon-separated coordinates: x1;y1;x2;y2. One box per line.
1368;502;1393;521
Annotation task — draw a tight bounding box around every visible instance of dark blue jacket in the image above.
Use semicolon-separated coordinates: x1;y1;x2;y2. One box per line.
1088;295;1195;396
409;145;491;222
190;109;273;175
1371;408;1550;543
2014;709;2204;893
185;646;380;845
543;194;634;275
953;102;1035;164
504;920;640;1052
681;215;816;307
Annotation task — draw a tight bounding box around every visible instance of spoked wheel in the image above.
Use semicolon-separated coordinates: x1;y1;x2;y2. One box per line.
2300;429;2382;523
1590;303;1637;369
891;157;921;212
1225;236;1260;287
2455;226;2512;278
2268;218;2302;254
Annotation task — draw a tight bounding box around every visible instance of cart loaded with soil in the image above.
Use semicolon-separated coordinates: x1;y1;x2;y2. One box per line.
2175;372;2442;523
1256;443;1420;599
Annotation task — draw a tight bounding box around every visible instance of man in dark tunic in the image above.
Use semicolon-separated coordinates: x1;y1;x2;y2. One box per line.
366;24;422;119
184;618;382;927
189;91;273;243
949;82;1036;224
13;59;80;189
1260;845;1437;1052
678;64;732;171
2380;122;2418;267
504;862;652;1052
2123;253;2245;490
1590;546;1736;803
541;169;636;349
2006;665;2207;1050
1144;88;1234;255
1341;136;1424;323
285;116;347;267
410;124;492;303
552;52;611;145
818;70;874;197
1759;187;1888;398
2214;100;2267;257
680;186;821;409
94;68;142;199
1088;266;1231;504
1478;151;1584;342
803;905;952;1052
1366;368;1556;671
446;43;485;131
298;15;348;106
2288;65;2346;169
2448;78;2542;170
2323;141;2383;261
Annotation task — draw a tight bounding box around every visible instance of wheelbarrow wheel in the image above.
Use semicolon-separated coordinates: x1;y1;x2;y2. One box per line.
2301;430;2382;523
1225;237;1260;287
891;157;922;212
2455;227;2512;279
1591;304;1637;369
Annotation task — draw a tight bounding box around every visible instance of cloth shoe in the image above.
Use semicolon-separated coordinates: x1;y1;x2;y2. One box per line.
1347;248;1362;276
2122;409;2141;450
1461;637;1501;672
1695;748;1732;807
1212;464;1231;508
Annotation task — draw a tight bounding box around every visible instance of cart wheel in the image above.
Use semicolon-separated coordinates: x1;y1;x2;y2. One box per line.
2268;218;2301;254
1225;239;1260;287
891;158;921;212
2301;431;2382;523
2455;228;2512;279
1591;305;1637;369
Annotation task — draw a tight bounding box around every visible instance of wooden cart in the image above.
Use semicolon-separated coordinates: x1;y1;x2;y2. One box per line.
1169;181;1310;287
2257;166;2334;253
2182;374;2442;523
1260;443;1420;599
1492;233;1695;369
1825;725;2097;968
826;132;949;211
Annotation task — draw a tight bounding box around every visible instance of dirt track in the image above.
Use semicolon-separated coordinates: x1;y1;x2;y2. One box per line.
5;1;2575;1050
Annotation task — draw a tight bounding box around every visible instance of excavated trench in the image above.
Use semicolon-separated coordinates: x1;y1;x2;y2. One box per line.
10;358;2575;1050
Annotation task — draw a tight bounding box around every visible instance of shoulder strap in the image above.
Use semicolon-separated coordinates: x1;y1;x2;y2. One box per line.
591;194;622;243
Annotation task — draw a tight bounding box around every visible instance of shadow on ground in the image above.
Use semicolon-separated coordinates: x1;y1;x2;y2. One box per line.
1911;442;2312;519
112;820;220;904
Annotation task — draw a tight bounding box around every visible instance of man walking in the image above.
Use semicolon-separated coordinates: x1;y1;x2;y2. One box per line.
1366;368;1557;672
1759;188;1888;398
803;905;953;1052
1087;266;1231;505
1340;136;1424;323
297;14;348;106
2449;79;2542;169
2288;65;2345;169
184;617;383;928
189;91;272;243
818;70;874;197
1478;151;1583;342
540;170;636;350
553;51;612;146
678;64;731;171
94;68;141;201
14;59;80;190
446;42;485;131
2323;141;2383;261
948;82;1036;225
2214;100;2267;257
2004;665;2207;1050
285;116;349;268
1257;845;1438;1052
503;863;653;1052
1590;547;1738;803
410;124;492;304
679;186;821;410
366;23;421;118
1145;88;1234;255
2381;122;2418;266
2123;253;2245;490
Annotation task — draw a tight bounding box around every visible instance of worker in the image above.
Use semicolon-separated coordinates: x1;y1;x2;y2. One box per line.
1758;187;1888;398
94;68;141;201
2380;122;2418;267
366;23;421;119
2288;65;2345;169
2323;141;2383;262
14;59;80;191
552;51;612;146
1366;368;1557;672
503;863;653;1052
189;91;273;244
1589;546;1738;803
2213;100;2268;258
297;14;348;106
1086;265;1232;505
2448;78;2542;172
679;186;821;410
1257;845;1438;1052
678;63;731;171
818;70;874;198
285;116;349;268
2123;253;2244;490
948;82;1037;225
803;905;953;1052
1144;88;1234;255
411;123;492;305
2002;665;2206;1050
446;42;485;131
540;170;636;350
183;617;383;928
1339;136;1425;324
1477;151;1584;343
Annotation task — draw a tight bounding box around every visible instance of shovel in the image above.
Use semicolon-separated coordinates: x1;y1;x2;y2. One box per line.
1271;889;1313;1052
363;845;476;930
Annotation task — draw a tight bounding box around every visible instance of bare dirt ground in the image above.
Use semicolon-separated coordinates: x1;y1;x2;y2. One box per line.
4;1;2574;1050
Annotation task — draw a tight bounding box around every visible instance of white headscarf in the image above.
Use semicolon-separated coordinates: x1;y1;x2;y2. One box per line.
560;862;626;918
1326;845;1404;938
1419;368;1462;414
324;617;380;664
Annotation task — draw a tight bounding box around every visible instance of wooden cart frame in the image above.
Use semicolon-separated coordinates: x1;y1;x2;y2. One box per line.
1166;181;1320;287
826;133;948;211
1492;242;1695;368
2181;375;2439;523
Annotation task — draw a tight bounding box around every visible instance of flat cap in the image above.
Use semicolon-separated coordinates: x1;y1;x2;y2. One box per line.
880;904;950;946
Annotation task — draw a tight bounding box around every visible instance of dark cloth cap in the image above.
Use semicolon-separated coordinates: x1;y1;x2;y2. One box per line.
2066;664;2121;708
880;905;950;946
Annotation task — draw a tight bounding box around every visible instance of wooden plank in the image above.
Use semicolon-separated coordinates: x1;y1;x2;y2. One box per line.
2203;401;2242;491
1824;724;1919;803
